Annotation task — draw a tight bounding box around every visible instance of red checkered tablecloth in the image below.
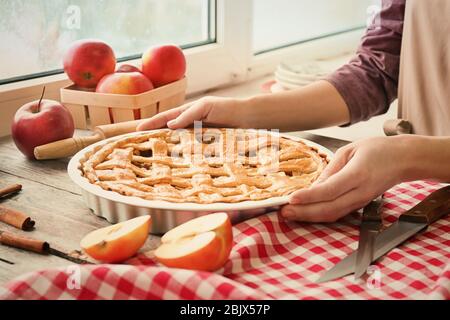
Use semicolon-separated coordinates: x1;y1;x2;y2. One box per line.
1;180;449;300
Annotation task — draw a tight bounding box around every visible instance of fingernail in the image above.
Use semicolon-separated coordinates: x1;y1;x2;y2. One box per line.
167;119;177;128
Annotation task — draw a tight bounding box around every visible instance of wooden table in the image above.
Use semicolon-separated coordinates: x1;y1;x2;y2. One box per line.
0;132;349;285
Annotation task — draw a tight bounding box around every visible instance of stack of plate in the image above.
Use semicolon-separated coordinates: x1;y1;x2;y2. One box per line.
272;61;330;91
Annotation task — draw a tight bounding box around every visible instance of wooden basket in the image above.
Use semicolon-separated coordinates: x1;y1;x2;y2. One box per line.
60;77;187;129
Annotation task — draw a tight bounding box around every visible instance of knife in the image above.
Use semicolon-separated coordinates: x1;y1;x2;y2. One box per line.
317;185;450;283
0;230;91;265
354;196;383;279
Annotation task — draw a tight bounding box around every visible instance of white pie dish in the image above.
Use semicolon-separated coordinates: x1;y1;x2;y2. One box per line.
68;130;334;234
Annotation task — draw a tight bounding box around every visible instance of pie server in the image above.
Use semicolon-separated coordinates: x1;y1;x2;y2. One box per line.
317;185;450;283
354;196;383;280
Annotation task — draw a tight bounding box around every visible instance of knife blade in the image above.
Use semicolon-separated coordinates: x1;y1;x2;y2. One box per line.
354;196;383;279
48;247;92;265
0;256;14;265
317;185;450;283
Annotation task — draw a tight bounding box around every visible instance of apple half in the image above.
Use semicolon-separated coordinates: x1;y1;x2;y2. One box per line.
80;215;151;263
155;212;233;272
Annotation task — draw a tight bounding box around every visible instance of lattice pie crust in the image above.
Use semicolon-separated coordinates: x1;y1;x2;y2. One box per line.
81;129;328;204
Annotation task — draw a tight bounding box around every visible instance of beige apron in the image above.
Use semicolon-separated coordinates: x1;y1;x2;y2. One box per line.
384;0;450;136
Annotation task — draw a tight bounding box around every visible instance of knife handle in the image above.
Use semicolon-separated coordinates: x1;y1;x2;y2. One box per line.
362;197;383;222
0;231;49;254
399;185;450;224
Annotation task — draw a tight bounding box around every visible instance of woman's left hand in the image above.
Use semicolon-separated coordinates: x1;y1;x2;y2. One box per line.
280;136;409;223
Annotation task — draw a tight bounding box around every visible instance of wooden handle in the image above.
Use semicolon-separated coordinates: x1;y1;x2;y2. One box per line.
362;196;383;222
94;119;145;138
34;135;102;160
0;231;49;254
34;119;147;160
400;185;450;224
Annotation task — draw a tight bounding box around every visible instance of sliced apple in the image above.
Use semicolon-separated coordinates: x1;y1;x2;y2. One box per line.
80;215;151;263
155;212;233;272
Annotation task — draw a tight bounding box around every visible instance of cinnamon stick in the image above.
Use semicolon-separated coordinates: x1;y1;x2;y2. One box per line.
0;206;35;231
0;231;49;254
0;184;22;198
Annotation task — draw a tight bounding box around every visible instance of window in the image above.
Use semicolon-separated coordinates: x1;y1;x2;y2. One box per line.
0;0;215;84
0;0;377;93
253;0;375;54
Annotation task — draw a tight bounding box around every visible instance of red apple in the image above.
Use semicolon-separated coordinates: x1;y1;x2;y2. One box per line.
96;72;154;120
142;44;186;87
96;71;153;95
155;212;233;272
116;64;142;73
63;39;116;88
12;96;74;159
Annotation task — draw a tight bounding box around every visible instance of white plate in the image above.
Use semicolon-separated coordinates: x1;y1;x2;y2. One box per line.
68;130;334;212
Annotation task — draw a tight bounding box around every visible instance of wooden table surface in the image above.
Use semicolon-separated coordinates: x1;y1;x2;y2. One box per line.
0;131;349;285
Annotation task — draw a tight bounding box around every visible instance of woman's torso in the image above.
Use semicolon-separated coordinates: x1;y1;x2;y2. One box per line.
398;0;450;136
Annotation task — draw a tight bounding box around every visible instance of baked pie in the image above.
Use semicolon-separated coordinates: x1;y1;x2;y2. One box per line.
81;129;328;204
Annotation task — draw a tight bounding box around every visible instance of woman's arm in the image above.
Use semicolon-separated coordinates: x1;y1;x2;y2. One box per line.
138;80;350;131
238;80;350;131
401;135;450;182
327;0;405;125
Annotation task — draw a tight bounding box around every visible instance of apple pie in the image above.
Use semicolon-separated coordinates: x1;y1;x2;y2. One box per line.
81;129;328;204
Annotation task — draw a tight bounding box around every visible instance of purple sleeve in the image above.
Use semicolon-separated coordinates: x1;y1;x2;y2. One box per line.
325;0;405;125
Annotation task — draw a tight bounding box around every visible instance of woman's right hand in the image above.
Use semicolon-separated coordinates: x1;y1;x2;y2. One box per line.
137;96;243;131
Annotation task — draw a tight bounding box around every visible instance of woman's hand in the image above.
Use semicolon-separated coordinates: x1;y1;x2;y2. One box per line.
281;136;411;223
137;96;243;131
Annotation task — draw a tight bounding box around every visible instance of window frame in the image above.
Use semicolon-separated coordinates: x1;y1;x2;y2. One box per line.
0;0;366;135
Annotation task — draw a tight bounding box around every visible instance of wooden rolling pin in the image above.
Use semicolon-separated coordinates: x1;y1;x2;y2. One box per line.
34;119;145;160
